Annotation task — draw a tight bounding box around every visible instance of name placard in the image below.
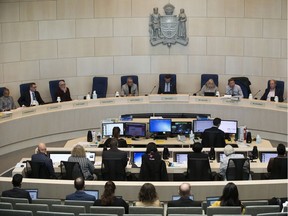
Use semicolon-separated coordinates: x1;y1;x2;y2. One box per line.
73;102;88;107
276;104;288;110
100;99;115;104
223;99;239;104
22;108;36;115
0;113;12;120
250;101;265;107
128;98;144;103
47;105;62;111
161;96;177;101
195;98;211;103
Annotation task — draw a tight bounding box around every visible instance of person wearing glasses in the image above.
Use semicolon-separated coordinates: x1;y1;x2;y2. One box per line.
18;82;45;107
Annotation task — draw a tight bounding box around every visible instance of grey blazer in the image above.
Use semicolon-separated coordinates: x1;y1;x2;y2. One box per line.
121;83;138;96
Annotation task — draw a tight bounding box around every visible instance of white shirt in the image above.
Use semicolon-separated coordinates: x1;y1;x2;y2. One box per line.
165;82;170;92
267;89;275;101
30;90;39;106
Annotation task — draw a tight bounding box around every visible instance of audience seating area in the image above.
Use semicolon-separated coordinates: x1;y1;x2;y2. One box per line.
0;197;286;216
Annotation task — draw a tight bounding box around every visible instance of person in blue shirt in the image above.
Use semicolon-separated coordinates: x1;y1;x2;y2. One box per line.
66;177;96;201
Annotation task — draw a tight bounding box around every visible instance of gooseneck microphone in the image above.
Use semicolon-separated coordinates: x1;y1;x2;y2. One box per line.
253;90;261;99
149;85;157;94
193;89;201;96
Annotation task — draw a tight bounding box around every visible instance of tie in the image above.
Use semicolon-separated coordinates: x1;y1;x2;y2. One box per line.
32;92;36;100
165;83;170;92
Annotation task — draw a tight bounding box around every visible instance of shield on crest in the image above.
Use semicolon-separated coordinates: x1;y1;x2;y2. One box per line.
160;15;178;39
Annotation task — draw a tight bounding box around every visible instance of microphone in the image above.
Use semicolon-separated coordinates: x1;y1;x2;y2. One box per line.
193;89;201;96
253;90;261;99
149;85;157;95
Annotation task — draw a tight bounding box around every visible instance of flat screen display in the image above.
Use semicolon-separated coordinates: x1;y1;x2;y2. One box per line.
102;123;124;137
132;152;145;166
149;119;172;133
171;121;192;135
217;152;245;163
193;120;213;133
124;123;146;137
49;153;70;163
260;152;278;163
26;189;38;200
206;196;220;207
175;153;188;164
219;120;238;134
84;190;99;199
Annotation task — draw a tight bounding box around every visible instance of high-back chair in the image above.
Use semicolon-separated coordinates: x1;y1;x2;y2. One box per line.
226;158;250;180
92;77;108;98
15;203;49;215
25;160;51;179
187;157;213;181
60;161;84;180
90;206;125;216
201;74;219;87
49;80;61;102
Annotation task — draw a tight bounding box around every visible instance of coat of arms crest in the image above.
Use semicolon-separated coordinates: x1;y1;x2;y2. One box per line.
149;3;189;47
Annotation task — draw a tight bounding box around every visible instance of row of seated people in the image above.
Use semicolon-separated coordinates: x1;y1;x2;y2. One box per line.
1;174;286;215
27;136;287;181
0;76;284;111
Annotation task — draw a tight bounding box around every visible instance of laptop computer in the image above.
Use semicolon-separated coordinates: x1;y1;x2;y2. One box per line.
26;189;38;200
172;194;194;201
206;196;220;207
84;190;99;199
204;92;216;97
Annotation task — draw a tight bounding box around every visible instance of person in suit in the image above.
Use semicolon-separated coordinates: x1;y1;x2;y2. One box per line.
167;183;201;207
101;138;128;180
1;174;32;203
66;177;96;201
135;183;161;207
267;143;286;173
225;78;243;97
201;118;226;148
188;142;209;159
31;143;56;178
158;74;177;94
260;79;284;102
55;80;72;102
18;82;45;107
121;77;138;96
94;181;128;213
0;88;16;112
102;127;127;148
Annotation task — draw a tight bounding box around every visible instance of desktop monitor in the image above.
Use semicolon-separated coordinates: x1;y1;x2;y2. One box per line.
206;196;220;207
49;153;70;163
219;120;238;134
172;194;194;200
149;119;172;133
26;189;38;200
132;152;145;167
102;122;124;137
204;92;216;97
124;122;146;137
174;153;188;164
260;152;278;163
192;120;213;133
84;190;99;199
217;152;246;163
171;121;192;135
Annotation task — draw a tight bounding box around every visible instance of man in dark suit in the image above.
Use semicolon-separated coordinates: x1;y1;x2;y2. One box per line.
101;138;128;180
168;183;201;207
18;82;45;107
158;74;177;94
2;174;32;203
201;118;226;148
188;142;209;159
31;143;56;178
66;177;96;201
260;79;284;102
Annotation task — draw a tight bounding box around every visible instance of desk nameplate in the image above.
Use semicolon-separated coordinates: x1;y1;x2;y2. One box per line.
47;105;62;111
100;99;115;104
127;98;144;103
222;99;240;105
194;98;211;103
0;113;12;120
250;101;265;107
276;104;288;110
73;102;88;107
22;108;36;115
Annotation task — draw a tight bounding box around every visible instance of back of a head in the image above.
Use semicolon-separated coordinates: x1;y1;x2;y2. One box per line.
71;144;86;157
179;183;191;198
220;182;240;206
213;118;221;127
74;177;85;191
112;127;121;138
37;143;47;154
224;145;235;156
146;142;158;154
101;181;116;205
138;183;158;203
12;174;23;187
277;143;286;156
192;142;203;153
109;138;118;149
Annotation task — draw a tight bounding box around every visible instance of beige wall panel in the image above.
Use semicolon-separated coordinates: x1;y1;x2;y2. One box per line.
21;40;57;61
169;37;206;55
3;61;40;83
263;19;287;39
95;0;131;18
244;38;281;58
58;38;94;58
39;20;75;40
226;56;262;76
57;0;94;19
170;0;206;17
0;24;2;42
76;19;112;38
282;0;287;20
188;56;225;74
262;58;287;78
94;37;131;56
0;42;20;63
207;37;244;56
0;64;3;84
1;22;38;42
151;55;187;74
40;58;76;79
20;1;56;21
188;18;225;36
77;57;114;76
245;0;281;19
114;18;149;37
132;37;169;56
281;40;287;58
131;0;169;17
0;3;19;22
176;74;200;93
114;56;150;75
226;18;262;38
207;0;244;17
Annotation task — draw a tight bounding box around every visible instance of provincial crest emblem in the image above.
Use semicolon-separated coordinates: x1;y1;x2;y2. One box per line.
149;3;189;47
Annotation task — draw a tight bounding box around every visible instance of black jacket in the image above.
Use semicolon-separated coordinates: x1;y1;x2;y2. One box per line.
201;126;226;148
2;187;32;203
158;82;177;94
260;87;283;102
168;197;202;207
94;197;129;214
18;91;45;107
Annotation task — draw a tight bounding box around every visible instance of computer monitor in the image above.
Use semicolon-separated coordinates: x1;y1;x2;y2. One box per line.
260;152;278;163
26;189;38;200
132;152;145;167
175;153;188;164
172;195;194;200
206;196;220;207
192;120;213;133
124;122;146;137
86;152;95;163
102;122;124;137
217;152;246;163
49;153;70;163
219;120;238;134
171;121;192;135
84;190;99;199
149;119;172;133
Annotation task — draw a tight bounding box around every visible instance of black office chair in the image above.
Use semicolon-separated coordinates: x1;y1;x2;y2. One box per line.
101;158;127;181
270;157;287;179
201;74;219;88
92;77;108;98
60;161;84;180
226;158;250;180
139;156;168;181
0;87;6;97
186;158;213;181
25;161;51;179
231;77;251;98
49;80;61;102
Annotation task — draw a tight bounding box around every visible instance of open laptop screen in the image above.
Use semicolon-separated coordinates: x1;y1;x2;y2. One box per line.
206;196;220;207
84;190;99;199
172;194;194;201
260;152;278;163
26;189;38;200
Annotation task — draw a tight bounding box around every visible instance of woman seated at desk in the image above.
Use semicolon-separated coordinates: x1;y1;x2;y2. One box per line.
201;79;218;96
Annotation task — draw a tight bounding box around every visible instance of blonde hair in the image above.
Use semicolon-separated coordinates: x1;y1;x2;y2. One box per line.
71;145;86;157
205;79;215;88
